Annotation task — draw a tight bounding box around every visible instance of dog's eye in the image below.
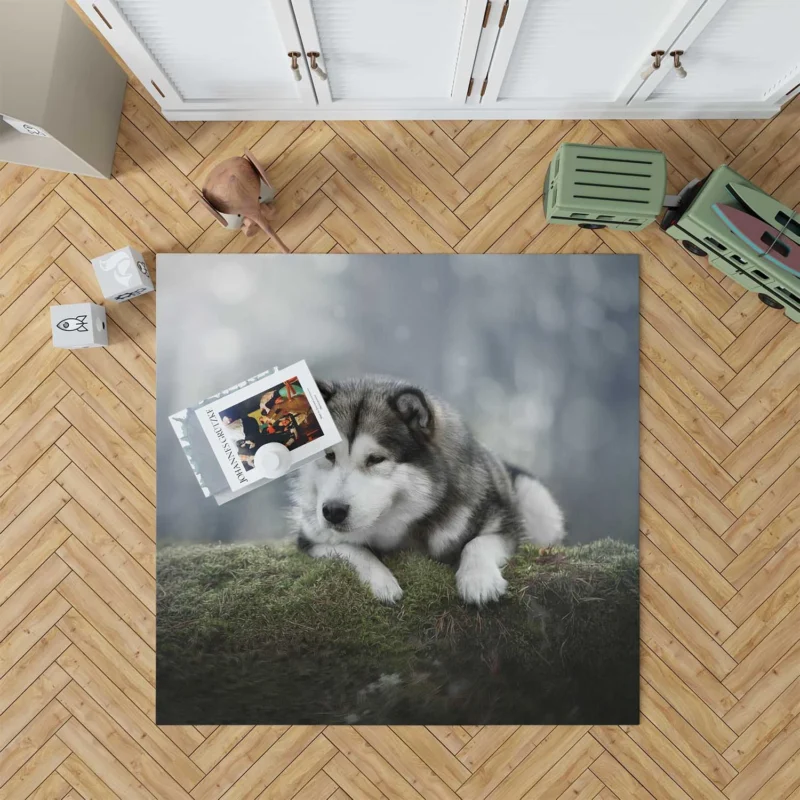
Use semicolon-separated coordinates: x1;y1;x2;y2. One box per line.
325;452;336;464
365;455;386;467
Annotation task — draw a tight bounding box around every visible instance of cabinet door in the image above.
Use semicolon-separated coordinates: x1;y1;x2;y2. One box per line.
480;0;704;108
289;0;486;108
633;0;800;106
77;0;316;112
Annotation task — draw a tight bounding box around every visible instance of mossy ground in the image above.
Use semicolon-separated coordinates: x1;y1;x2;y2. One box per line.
157;539;639;725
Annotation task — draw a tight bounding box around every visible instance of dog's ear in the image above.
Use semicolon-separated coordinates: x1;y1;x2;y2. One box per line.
390;387;434;441
316;380;336;404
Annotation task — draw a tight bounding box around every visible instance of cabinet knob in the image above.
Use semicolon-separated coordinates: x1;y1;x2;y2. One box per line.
670;50;687;79
288;52;302;81
640;50;665;81
307;52;328;81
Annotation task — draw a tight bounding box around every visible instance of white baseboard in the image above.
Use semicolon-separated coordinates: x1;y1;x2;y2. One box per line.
163;103;780;122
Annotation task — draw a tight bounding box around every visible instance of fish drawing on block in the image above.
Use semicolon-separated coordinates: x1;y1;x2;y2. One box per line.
56;315;89;332
712;203;800;276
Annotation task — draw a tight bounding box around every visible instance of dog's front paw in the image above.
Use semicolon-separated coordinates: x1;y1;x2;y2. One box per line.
456;564;508;606
368;570;403;604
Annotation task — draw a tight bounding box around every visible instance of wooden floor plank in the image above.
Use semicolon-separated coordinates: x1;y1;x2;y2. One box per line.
322;173;415;254
111;148;203;249
324;130;458;250
261;121;335;192
0;263;69;347
0;227;68;316
209;726;322;800
57;645;204;790
456;121;597;251
457;727;551;800
364;120;469;210
0;163;36;206
57;752;122;800
0;666;69;759
641;501;736;609
400;121;469;175
641;681;737;790
0;170;66;244
57;500;154;605
641;392;736;501
641;607;737;717
116;116;200;213
55;465;154;575
642;572;737;684
121;85;202;175
187;122;239;158
322;752;385;800
0;591;69;681
56;717;157;800
56;571;154;684
55;428;154;536
723;545;800;654
0;555;70;643
454;120;575;228
189;726;288;800
56;535;153;643
0;732;70;800
57;681;192;799
56;392;155;501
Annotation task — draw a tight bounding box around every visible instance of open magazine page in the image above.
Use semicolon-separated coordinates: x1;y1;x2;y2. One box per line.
194;360;340;492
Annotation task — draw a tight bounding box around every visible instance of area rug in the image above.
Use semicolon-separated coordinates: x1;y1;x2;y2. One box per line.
155;254;640;725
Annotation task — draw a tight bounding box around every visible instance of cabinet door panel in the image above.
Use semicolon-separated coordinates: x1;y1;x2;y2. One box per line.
646;0;800;103
483;0;700;105
291;0;485;106
79;0;314;110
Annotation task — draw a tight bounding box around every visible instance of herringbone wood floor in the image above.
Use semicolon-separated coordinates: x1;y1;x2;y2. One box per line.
2;55;800;800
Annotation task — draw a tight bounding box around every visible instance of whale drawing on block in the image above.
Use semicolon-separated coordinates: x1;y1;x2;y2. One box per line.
712;204;800;276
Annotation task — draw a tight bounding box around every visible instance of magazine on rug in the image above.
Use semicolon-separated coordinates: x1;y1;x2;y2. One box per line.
194;360;341;492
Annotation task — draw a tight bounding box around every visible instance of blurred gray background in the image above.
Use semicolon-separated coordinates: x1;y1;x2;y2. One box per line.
156;254;639;545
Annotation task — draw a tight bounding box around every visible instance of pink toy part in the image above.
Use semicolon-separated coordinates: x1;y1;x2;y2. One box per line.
713;203;800;276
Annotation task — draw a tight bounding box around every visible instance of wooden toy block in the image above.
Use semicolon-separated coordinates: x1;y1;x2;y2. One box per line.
91;245;154;301
50;302;107;348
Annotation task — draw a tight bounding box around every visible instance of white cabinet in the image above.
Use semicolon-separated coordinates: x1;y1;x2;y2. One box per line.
77;0;800;120
81;0;316;111
478;0;703;107
630;0;800;109
290;0;486;108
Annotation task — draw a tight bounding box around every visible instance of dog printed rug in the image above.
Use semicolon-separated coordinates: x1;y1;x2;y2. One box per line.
156;254;640;725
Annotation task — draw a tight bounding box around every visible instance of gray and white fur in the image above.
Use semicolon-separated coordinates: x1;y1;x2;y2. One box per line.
290;376;565;605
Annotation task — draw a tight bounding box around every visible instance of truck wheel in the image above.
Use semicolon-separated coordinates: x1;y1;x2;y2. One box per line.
758;293;784;310
682;240;707;257
578;223;606;229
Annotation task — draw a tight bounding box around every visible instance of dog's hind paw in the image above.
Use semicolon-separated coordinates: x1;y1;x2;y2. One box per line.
368;570;404;604
456;564;508;606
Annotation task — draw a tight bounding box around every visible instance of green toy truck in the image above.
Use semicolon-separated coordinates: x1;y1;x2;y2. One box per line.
544;142;800;322
660;165;800;323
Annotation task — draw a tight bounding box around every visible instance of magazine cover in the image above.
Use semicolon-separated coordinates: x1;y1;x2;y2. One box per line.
194;360;341;492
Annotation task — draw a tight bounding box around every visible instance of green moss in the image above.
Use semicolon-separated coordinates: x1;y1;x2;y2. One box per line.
157;539;639;725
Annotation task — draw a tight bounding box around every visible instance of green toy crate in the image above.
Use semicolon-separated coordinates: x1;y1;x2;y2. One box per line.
661;164;800;323
544;143;667;231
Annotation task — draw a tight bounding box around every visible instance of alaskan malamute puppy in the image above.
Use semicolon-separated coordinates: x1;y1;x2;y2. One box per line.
290;377;565;605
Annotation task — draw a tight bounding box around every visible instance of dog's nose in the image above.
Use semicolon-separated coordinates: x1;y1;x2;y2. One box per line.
322;501;350;525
